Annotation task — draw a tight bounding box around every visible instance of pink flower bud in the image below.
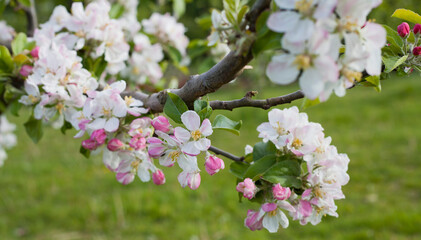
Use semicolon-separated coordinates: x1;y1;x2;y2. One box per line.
187;172;201;190
204;154;225;176
244;209;263;231
91;129;106;145
236;178;257;200
414;24;421;35
116;172;135;185
397;22;410;38
107;138;124;152
272;184;291;201
151;116;171;133
30;46;40;58
19;65;33;77
262;202;278;213
82;139;98;150
129;134;146;150
147;137;165;158
413;46;421;56
152;170;166;185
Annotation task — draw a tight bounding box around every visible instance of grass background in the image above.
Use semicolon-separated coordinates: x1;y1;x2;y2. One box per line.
2;0;421;239
1;75;421;239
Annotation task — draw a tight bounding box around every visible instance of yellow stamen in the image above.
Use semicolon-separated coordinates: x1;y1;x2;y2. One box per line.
102;107;112;118
131;160;140;171
104;84;111;90
170;151;180;162
125;96;134;106
294;55;312;70
275;122;286;135
295;0;313;15
341;68;362;83
191;130;202;141
269;210;278;217
28;95;39;104
292;138;303;149
132;67;140;75
56;102;65;114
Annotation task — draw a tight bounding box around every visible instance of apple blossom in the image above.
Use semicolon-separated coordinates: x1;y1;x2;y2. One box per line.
151;116;171;133
397;22;410;38
272;184;291;201
413;47;421;56
414;24;421;35
236;178;257;200
0;116;17;167
0;20;15;43
152;169;166;185
107;138;125;152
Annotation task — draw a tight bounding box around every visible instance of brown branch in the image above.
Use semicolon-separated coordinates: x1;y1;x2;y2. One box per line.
130;0;272;113
208;146;245;162
15;0;38;37
210;90;305;111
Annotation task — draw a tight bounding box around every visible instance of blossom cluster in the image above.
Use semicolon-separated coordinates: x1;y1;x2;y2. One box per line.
238;106;349;232
148;111;224;189
0;116;17;167
266;0;386;101
396;22;421;72
142;13;189;57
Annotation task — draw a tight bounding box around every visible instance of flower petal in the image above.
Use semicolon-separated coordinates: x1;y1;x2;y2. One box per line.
181;110;200;131
199;119;213;136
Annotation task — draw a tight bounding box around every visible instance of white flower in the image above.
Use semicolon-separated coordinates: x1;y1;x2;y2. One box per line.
0;20;15;43
174;111;213;156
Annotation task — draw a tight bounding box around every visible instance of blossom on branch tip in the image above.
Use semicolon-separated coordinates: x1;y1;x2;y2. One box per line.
397;22;410;38
272;184;291;201
151;116;171;133
204;153;225;176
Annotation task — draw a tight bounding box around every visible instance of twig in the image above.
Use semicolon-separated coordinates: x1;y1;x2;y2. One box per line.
208;146;245;162
210;90;305;111
15;0;38;37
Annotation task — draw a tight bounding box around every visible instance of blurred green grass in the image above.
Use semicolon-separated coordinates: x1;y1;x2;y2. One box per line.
1;75;421;239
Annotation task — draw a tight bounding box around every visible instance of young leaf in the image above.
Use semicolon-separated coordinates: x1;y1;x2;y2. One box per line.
24;115;44;144
392;9;421;24
0;46;13;73
252;141;277;162
244;154;277;181
163;92;188;124
11;33;28;56
173;0;186;19
194;99;212;121
109;3;125;19
301;97;321;110
382;55;408;73
362;76;381;92
167;46;182;64
212;114;242;135
262;160;302;188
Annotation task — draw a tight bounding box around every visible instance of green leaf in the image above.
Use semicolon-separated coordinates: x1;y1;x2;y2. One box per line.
0;46;13;73
252;31;282;56
167;46;182;64
362;76;381;92
9;100;22;117
382;55;408;73
80;145;91;159
230;161;249;179
13;53;31;66
244;154;277;180
60;121;73;135
392;9;421;24
237;5;249;25
383;25;404;54
163;92;189;124
17;0;30;7
173;0;186;19
11;33;28;56
212;114;242;135
253;141;277;162
255;10;270;37
194;99;212;122
109;3;125;19
24;115;44;144
301;97;320;110
3;83;23;102
262;160;302;188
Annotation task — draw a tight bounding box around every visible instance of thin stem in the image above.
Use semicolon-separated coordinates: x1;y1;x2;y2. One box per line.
208;146;245;162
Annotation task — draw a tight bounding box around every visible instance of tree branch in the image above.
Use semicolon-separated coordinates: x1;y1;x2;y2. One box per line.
16;0;38;37
208;146;245;162
210;90;305;111
131;0;272;113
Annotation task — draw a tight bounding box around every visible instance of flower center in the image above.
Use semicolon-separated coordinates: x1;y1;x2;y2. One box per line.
169;151;180;162
275;122;286;135
295;0;313;15
341;68;362;83
28;94;39;104
125;96;134;106
102;107;112;118
55;102;65;114
131;160;140;172
191;130;202;141
294;55;312;70
269;209;278;217
314;186;325;198
292;138;303;148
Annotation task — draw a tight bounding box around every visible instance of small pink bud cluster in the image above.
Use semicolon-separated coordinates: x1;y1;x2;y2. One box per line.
107;138;125;151
151;116;171;133
204;154;225;176
152;170;166;185
236;178;257;200
82;129;107;150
